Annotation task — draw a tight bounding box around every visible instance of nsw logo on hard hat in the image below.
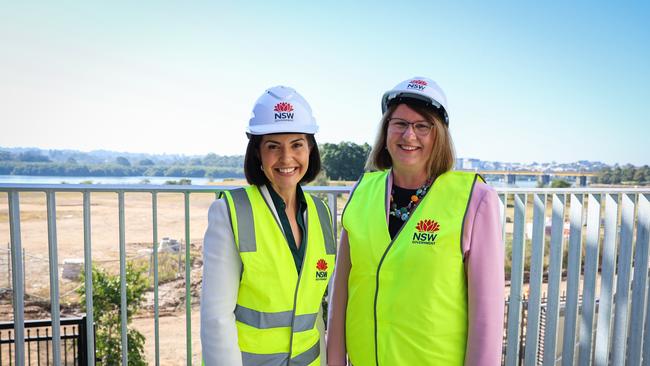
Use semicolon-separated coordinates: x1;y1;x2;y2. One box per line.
315;259;328;280
407;79;428;91
412;219;440;245
274;102;294;121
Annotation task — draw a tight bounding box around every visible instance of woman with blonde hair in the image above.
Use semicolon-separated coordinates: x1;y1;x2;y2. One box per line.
327;77;504;365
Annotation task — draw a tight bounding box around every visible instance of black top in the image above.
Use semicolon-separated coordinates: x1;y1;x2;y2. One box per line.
267;184;308;273
388;185;418;239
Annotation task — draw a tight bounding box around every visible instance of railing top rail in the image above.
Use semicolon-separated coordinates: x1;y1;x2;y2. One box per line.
0;183;648;194
0;316;86;330
492;187;650;194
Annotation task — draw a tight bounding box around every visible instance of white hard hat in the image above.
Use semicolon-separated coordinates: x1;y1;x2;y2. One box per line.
247;86;318;136
381;77;449;125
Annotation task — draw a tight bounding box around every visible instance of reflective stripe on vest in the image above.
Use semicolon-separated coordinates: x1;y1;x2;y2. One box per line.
223;185;335;366
311;197;336;255
229;188;256;252
241;341;320;366
235;305;318;332
343;171;480;366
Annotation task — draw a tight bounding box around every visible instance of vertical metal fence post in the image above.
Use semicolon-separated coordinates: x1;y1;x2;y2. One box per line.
505;193;527;365
611;194;636;365
184;192;192;365
498;193;507;243
578;194;601;365
46;191;62;366
327;193;337;240
629;194;650;365
7;242;10;291
640;194;650;363
525;193;546;365
562;193;584;366
594;193;619;365
325;192;338;316
83;191;95;366
543;193;566;366
152;192;160;366
22;248;25;297
8;191;25;366
118;192;128;365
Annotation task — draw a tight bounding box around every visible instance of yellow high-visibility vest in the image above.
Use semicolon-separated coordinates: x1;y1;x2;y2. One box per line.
343;170;481;365
222;185;335;366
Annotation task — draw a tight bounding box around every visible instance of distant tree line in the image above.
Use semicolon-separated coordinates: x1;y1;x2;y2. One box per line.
0;150;244;178
591;164;650;185
0;161;242;178
0;143;374;182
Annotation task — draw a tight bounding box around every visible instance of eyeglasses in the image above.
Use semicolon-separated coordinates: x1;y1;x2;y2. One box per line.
387;118;433;136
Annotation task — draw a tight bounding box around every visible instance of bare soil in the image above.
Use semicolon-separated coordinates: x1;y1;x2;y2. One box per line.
0;182;246;365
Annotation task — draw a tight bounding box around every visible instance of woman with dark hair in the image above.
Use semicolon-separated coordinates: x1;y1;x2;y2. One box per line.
201;86;335;366
327;77;504;365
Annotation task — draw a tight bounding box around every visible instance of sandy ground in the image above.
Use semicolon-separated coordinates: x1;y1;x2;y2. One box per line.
0;183;232;364
131;305;203;365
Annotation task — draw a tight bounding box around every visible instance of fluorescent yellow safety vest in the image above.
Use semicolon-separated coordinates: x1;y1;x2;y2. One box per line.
222;185;336;366
343;170;481;366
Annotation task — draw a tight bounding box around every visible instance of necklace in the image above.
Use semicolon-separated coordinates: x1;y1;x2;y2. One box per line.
389;176;434;221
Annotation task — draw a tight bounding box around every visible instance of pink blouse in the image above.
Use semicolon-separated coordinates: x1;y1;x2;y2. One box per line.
326;180;505;366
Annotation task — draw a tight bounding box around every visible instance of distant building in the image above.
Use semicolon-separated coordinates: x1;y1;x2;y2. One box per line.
461;158;481;170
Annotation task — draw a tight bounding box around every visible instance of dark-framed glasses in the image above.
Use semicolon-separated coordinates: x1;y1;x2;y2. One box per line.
387;118;433;136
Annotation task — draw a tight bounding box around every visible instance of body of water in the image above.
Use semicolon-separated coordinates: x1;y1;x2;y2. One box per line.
0;175;224;185
0;175;546;188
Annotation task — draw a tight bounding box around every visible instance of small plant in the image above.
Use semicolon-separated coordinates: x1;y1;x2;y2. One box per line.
78;263;148;365
551;179;571;188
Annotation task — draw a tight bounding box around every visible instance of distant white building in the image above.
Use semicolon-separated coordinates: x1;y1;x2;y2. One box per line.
462;158;481;170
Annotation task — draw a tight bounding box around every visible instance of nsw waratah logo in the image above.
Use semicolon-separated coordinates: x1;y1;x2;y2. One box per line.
412;219;440;245
315;259;328;280
273;102;294;121
407;79;428;91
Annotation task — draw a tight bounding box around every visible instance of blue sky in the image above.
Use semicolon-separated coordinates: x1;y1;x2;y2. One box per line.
1;1;648;165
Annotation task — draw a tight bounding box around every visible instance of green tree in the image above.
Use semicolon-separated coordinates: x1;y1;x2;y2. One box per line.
551;179;571;188
320;142;371;181
0;150;12;161
622;164;636;182
639;165;650;183
19;150;50;162
78;264;148;365
138;159;155;166
203;153;219;166
612;166;623;184
633;169;646;183
116;156;131;166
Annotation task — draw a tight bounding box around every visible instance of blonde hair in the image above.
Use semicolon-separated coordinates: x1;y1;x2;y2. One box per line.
366;103;455;178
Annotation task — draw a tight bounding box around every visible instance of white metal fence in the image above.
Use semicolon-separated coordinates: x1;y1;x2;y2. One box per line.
1;183;649;365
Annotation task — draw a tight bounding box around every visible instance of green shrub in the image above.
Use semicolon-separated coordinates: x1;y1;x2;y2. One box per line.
78;264;148;365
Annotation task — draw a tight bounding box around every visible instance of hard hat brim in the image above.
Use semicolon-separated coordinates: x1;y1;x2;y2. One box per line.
382;92;449;126
246;122;319;136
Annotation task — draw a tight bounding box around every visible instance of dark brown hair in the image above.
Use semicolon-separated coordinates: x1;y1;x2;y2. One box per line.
244;134;321;186
366;102;455;178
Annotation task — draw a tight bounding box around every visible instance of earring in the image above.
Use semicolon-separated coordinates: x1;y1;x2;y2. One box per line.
260;165;264;172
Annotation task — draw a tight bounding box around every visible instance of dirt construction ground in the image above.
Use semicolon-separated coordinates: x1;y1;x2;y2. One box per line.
0;182;246;365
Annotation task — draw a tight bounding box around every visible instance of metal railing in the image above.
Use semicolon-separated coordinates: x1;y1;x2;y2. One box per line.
1;183;649;365
0;316;91;365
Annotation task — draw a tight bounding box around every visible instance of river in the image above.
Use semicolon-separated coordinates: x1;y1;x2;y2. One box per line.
0;175;221;185
0;175;543;187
